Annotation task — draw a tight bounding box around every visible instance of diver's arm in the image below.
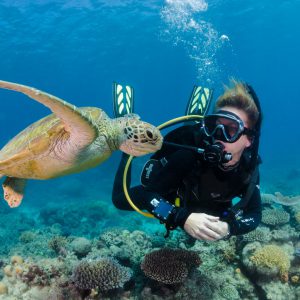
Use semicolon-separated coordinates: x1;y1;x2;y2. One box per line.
179;187;262;240
227;186;262;235
144;149;198;194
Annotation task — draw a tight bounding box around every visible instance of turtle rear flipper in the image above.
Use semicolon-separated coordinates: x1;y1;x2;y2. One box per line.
2;177;27;208
0;80;98;147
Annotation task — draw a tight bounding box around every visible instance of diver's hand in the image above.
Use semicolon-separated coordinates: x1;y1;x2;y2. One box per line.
183;213;222;241
214;220;230;239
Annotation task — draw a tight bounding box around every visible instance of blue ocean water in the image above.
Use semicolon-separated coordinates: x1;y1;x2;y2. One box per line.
0;1;299;299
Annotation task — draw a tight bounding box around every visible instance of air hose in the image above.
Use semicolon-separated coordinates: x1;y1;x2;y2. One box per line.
122;115;203;218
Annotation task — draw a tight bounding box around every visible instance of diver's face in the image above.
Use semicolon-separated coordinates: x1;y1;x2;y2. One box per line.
216;106;252;166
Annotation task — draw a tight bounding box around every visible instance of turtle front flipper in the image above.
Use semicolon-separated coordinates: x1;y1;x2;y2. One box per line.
2;177;27;208
0;80;98;147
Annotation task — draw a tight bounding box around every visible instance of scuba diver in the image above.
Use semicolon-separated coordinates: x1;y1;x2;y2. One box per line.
112;80;262;241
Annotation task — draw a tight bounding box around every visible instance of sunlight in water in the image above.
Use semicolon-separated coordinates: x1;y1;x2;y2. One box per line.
160;0;230;85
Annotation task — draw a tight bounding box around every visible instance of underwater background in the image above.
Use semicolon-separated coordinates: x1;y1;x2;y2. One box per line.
0;0;300;299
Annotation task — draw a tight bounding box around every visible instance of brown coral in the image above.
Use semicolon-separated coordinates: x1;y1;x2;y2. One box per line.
141;248;201;284
21;264;61;286
21;265;49;286
72;258;132;291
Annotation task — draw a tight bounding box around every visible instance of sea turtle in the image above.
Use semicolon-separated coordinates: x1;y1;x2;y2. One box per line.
0;80;163;208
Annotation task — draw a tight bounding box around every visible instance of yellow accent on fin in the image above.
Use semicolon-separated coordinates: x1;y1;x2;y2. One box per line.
195;86;201;94
118;93;124;104
126;86;132;98
201;94;207;108
204;87;210;99
118;103;124;114
193;93;200;104
191;103;197;113
126;93;131;104
117;84;122;94
175;197;180;207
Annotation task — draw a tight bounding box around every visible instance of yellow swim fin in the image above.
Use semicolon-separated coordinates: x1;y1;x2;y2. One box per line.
185;85;213;116
113;82;134;117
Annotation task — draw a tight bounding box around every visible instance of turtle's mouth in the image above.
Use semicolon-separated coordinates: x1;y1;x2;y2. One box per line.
120;132;163;157
121;121;163;156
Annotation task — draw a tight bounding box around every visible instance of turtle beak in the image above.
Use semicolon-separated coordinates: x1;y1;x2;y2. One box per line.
120;128;163;157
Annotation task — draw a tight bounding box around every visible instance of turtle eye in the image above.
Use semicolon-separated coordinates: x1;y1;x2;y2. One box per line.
146;130;153;139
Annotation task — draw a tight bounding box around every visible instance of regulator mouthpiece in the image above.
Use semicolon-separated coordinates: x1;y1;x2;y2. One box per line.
203;142;232;164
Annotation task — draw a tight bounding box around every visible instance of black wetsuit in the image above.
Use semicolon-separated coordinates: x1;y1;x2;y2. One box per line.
112;123;262;236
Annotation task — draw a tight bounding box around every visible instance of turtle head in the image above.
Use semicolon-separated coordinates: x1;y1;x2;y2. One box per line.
116;114;163;156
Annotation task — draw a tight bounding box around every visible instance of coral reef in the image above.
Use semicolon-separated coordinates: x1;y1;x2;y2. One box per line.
242;226;271;243
261;193;277;205
263;281;297;300
70;237;92;258
0;209;35;255
295;211;300;224
39;201;112;237
0;255;66;300
1;185;300;299
250;245;290;280
274;192;300;206
72;257;132;291
270;225;299;242
261;208;290;226
21;264;60;286
141;248;201;284
19;231;38;244
242;243;293;282
48;235;69;255
261;192;300;206
0;282;7;295
99;229;153;264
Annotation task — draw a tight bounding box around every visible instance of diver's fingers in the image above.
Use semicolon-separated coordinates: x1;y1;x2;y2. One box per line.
201;223;222;240
206;221;224;235
204;214;219;222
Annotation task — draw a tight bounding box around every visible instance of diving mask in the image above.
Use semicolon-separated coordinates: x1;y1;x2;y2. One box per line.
203;110;255;143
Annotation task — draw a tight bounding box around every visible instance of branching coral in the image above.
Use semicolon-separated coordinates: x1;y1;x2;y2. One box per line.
141;248;201;284
261;208;290;226
220;284;240;300
217;239;239;263
72;258;132;291
250;245;290;281
242;227;271;243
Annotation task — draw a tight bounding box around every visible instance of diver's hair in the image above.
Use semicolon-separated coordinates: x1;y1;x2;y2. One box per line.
215;79;259;129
